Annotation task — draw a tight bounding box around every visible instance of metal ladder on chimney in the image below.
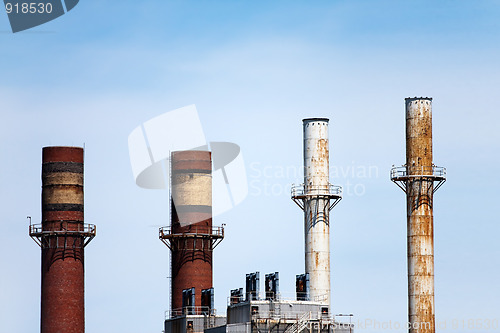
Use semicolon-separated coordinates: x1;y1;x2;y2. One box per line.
284;311;311;333
168;154;173;316
274;300;281;318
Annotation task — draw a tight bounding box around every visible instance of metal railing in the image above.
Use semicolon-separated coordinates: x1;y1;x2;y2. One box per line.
390;165;446;193
29;221;96;237
227;292;330;306
166;306;216;319
159;225;225;250
390;165;446;179
333;314;354;333
159;226;224;239
253;310;328;321
291;184;342;197
29;221;96;248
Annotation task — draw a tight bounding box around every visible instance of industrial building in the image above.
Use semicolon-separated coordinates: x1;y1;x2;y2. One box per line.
27;99;446;333
159;118;353;333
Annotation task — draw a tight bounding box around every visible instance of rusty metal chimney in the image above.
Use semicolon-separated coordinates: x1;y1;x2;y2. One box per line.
391;98;446;333
159;151;224;317
29;146;96;333
292;118;342;309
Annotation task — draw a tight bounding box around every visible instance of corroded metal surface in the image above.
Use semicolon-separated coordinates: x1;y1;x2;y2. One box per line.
303;118;331;306
291;118;342;307
35;146;95;333
405;98;435;333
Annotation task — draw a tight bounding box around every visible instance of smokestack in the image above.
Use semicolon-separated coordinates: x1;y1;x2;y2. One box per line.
292;118;342;309
391;98;446;333
29;146;96;333
159;151;224;316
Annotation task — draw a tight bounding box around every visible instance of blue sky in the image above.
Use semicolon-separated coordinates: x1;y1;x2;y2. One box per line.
1;1;499;332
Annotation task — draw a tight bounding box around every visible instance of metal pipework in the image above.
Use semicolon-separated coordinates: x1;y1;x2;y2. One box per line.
391;98;446;333
292;118;342;308
29;146;96;333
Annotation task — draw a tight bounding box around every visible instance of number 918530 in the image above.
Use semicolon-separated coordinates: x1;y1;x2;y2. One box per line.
5;2;53;14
